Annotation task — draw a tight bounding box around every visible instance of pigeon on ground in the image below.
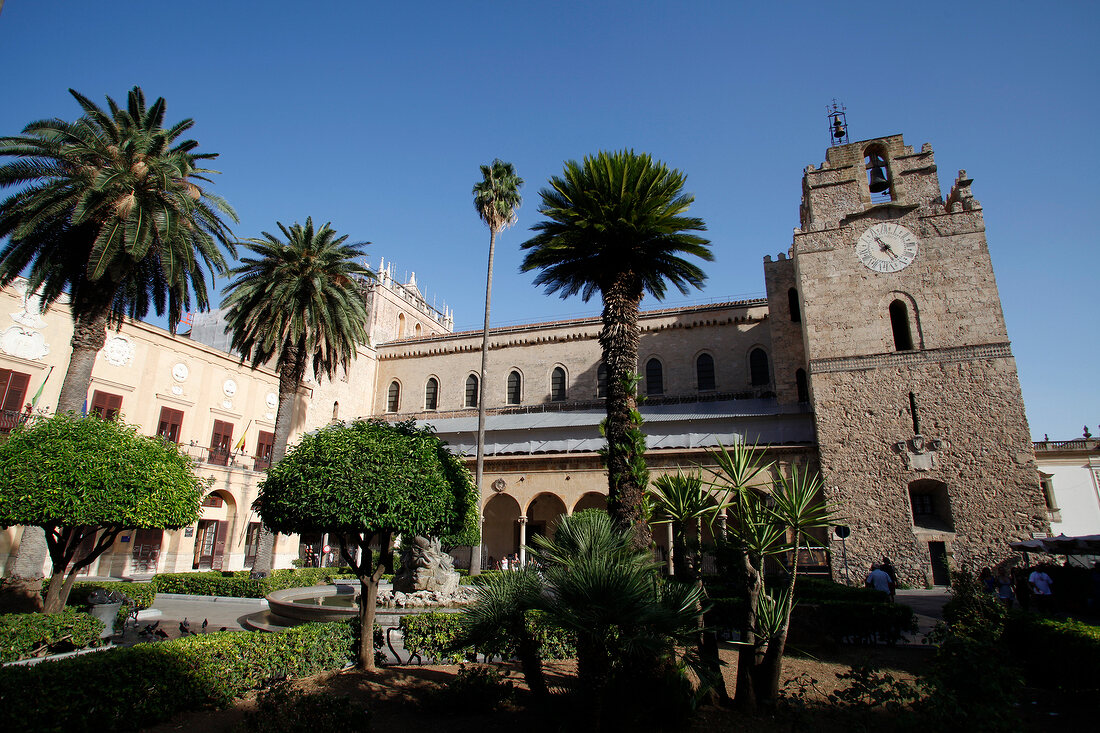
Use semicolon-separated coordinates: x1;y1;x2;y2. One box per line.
201;618;208;632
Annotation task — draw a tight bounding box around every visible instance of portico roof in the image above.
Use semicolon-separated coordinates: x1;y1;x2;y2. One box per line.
416;399;815;456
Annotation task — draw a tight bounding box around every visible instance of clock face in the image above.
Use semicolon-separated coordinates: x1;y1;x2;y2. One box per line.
856;223;919;273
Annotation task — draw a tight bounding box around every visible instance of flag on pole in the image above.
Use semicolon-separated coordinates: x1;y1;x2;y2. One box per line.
29;366;54;410
234;419;252;453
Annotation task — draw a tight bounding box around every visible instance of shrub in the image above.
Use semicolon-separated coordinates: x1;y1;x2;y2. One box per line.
920;570;1022;731
705;593;916;645
401;611;575;664
241;682;371;732
0;609;104;662
65;581;159;631
1003;614;1100;692
429;663;515;714
0;621;354;731
152;568;358;598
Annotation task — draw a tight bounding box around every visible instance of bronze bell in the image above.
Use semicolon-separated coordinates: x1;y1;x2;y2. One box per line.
868;166;890;193
831;116;846;139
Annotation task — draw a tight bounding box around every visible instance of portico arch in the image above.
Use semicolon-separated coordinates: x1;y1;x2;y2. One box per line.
482;493;521;569
193;489;238;571
526;492;567;545
573;492;606;513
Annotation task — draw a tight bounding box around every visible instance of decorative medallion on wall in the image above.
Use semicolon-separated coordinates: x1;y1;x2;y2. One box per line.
172;362;189;382
222;379;237;398
264;412;274;421
10;282;48;329
171;385;183;396
103;335;134;366
222;399;233;410
266;392;278;410
491;478;507;493
0;326;49;361
894;434;944;472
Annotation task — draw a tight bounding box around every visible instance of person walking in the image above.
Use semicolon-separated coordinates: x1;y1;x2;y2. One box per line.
880;557;899;601
995;568;1015;608
866;563;894;601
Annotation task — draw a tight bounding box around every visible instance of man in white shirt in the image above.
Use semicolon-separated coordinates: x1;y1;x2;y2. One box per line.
866;563;894;600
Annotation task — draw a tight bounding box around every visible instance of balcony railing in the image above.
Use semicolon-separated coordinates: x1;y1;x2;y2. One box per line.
177;442;273;472
1033;439;1099;452
0;408;31;434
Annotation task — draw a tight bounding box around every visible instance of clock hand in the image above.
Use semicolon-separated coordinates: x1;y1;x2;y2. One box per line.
872;234;897;258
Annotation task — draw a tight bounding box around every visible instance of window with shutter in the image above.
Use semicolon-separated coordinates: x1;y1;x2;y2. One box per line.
90;390;123;420
255;430;275;471
156;407;184;443
0;368;30;433
209;420;233;466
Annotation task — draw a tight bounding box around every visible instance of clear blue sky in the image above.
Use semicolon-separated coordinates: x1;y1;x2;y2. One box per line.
1;1;1096;440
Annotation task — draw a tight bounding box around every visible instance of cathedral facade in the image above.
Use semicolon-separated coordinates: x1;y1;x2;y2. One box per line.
0;133;1050;587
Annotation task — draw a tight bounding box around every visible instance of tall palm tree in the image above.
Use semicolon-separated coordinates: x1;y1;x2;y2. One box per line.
0;87;236;609
470;159;522;574
520;150;712;549
221;218;372;574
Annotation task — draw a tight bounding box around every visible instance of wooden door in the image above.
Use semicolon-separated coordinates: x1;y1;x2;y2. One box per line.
0;368;30;433
156;407;184;443
254;430;275;471
193;520;217;569
210;520;228;570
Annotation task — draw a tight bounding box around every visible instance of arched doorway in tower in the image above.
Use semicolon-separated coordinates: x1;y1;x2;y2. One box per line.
192;489;238;571
526;493;567;547
482;493;521;569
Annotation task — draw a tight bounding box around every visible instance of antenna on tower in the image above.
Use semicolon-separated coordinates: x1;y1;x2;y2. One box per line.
827;99;849;146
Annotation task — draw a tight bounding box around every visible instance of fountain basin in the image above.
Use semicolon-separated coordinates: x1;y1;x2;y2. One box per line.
266;583;360;624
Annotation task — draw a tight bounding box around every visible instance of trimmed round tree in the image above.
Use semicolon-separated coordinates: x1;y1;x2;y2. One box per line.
0;414;205;613
257;419;478;669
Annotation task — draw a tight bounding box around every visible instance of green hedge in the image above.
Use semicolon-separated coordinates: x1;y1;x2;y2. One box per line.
152;568;358;598
1003;614;1100;692
705;593;917;645
0;621;354;732
400;610;575;664
0;609;105;662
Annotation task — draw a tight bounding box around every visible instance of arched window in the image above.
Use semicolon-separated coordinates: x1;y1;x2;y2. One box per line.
796;369;809;403
414;323;422;337
749;348;770;386
465;374;479;408
889;300;914;351
696;353;715;391
507;371;522;405
332;401;339;421
788;287;801;323
551;367;567;402
424;377;438;410
386;381;400;412
596;363;608;398
865;145;892;200
397;313;406;338
646;358;664;395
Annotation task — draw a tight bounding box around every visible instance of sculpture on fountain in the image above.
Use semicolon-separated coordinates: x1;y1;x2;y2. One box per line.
392;535;460;596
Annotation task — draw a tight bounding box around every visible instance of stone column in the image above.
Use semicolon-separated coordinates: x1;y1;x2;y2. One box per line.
469;513;485;575
718;511;727;539
518;516;528;566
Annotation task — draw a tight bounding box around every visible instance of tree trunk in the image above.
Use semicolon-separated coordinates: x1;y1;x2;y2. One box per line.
671;520;689;578
56;308;109;414
599;276;650;550
517;627;548;698
351;532;391;671
757;543;801;705
0;527;47;612
472;228;497;576
251;346;307;576
734;550;763;712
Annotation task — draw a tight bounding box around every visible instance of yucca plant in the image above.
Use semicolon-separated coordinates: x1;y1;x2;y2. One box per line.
705;441;835;710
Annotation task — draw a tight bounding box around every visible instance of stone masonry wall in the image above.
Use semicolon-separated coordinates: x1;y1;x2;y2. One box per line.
812;356;1048;586
763;254;809;405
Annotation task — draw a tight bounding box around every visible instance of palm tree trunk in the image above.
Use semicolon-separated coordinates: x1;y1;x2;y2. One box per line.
56;307;109;414
599;276;650;550
2;305;110;612
472;228;497;576
251;345;307;575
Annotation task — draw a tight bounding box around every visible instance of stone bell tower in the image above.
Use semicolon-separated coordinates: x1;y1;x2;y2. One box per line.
787;133;1048;586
